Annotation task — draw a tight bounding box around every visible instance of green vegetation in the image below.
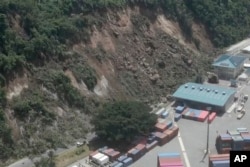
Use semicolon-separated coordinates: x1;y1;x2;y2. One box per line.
37;70;85;109
92;101;157;142
12;88;55;122
0;109;13;160
71;63;97;91
187;0;250;47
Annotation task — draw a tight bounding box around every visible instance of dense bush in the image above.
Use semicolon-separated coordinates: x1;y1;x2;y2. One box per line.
71;65;97;91
0;109;14;160
92;101;157;142
38;70;85;109
12;89;55;121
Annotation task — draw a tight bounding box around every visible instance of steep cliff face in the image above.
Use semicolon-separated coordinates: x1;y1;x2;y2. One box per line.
72;6;214;102
2;5;216;164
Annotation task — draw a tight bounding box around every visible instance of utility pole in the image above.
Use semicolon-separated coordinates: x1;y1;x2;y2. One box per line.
201;106;212;163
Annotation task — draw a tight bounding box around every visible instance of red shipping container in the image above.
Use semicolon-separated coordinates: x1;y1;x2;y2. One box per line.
135;144;146;154
198;111;209;122
209;154;229;158
170;126;179;136
109;151;120;161
127;148;137;154
159;158;182;164
208;112;216;123
155;123;168;132
103;148;114;155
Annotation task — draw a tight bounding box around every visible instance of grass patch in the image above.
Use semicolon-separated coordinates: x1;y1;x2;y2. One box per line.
54;145;90;167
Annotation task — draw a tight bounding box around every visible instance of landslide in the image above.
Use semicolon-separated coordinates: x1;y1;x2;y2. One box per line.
1;0;249;165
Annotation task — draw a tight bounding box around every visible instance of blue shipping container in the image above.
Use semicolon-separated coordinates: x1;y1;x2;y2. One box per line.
211;160;229;167
174;113;182;122
110;161;119;167
114;162;124;167
118;155;128;162
158;152;180;158
122;157;133;167
175;106;184;113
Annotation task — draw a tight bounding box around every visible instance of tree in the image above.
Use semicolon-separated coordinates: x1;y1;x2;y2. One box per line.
92;101;157;142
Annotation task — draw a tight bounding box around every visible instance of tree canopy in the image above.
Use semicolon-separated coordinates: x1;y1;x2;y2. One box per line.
92;101;157;142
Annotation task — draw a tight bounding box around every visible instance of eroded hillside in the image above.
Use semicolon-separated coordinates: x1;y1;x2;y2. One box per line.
0;2;219;166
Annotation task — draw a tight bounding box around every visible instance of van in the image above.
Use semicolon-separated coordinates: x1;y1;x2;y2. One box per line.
244;94;248;100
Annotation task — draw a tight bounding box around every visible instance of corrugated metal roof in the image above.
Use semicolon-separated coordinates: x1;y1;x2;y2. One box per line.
172;82;236;107
212;54;246;69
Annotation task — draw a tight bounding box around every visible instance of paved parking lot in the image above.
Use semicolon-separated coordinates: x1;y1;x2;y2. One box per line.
131;82;250;167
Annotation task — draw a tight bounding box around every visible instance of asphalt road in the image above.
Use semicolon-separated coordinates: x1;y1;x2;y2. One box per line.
226;38;250;55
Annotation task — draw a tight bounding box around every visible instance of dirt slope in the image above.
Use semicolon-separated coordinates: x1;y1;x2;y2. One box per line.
72;7;214;103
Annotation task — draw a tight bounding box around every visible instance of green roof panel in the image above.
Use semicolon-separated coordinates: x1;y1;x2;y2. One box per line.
173;82;236;107
212;54;246;69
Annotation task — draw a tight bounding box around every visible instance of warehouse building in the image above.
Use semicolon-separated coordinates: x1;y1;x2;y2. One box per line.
172;82;236;113
212;54;246;80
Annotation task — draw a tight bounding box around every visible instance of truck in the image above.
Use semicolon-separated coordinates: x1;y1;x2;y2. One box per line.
237;109;246;120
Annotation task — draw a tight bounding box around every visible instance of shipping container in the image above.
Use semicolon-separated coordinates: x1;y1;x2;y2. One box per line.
146;140;158;151
122;157;133;167
155;123;168;132
103;148;114;155
113;162;124;167
227;130;240;136
98;155;109;165
92;152;105;160
209;154;229;167
175;106;185;114
158;152;181;157
109;151;121;161
110;161;119;167
237;127;248;133
135;144;146;155
208;112;216;124
117;155;128;162
174;113;182;122
232;135;244;150
197;110;209;122
181;108;189;115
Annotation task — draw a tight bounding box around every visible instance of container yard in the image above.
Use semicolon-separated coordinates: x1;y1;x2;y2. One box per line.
69;74;250;167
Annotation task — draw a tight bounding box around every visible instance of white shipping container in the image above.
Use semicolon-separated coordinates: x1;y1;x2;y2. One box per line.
92;153;105;162
97;155;109;165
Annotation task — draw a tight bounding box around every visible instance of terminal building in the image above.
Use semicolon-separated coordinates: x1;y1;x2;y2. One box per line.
212;54;246;80
172;82;236;113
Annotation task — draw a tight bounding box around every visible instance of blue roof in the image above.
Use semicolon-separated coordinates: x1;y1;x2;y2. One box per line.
172;82;236;107
212;54;246;69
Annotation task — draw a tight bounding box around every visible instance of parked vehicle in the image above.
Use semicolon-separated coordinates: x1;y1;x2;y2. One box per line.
237;109;245;120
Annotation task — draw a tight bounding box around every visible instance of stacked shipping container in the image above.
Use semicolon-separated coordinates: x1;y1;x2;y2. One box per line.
216;134;232;154
157;153;184;167
216;128;250;153
209;154;229;167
